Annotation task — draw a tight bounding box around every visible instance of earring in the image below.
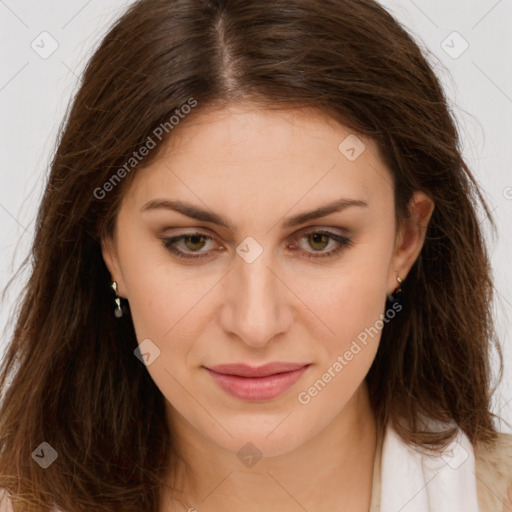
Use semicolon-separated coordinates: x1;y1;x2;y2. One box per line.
110;281;123;318
387;276;404;304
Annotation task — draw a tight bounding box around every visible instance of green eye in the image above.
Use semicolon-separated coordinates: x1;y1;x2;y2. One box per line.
161;229;352;261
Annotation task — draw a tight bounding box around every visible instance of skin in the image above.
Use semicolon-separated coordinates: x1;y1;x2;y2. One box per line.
102;102;434;511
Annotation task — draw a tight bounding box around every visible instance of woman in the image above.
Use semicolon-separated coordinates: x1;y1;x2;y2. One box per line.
0;0;511;511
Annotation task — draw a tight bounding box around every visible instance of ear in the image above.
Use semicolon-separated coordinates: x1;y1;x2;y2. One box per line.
387;191;435;294
100;235;126;297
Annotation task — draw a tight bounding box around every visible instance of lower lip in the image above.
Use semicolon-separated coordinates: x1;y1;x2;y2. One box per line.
205;366;310;402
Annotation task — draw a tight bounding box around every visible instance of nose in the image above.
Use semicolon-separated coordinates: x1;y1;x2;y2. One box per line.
219;247;294;349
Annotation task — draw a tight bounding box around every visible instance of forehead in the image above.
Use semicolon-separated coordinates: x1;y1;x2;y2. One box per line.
160;102;377;165
122;103;393;220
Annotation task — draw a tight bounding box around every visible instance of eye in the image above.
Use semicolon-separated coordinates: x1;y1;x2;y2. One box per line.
160;228;352;261
288;229;353;260
161;232;217;260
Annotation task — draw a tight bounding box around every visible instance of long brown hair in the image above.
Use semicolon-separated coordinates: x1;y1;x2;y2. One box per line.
0;0;505;510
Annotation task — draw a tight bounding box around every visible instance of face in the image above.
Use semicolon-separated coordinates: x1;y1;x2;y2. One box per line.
102;102;432;458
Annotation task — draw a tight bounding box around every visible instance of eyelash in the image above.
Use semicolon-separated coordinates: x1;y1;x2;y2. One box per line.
160;229;353;261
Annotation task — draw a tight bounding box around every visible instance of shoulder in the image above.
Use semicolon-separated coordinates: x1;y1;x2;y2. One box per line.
473;431;512;512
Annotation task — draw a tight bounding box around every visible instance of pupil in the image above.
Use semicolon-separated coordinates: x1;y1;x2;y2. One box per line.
187;235;204;250
310;234;327;250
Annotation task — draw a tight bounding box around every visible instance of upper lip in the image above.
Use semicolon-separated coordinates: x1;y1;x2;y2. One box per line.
205;362;310;378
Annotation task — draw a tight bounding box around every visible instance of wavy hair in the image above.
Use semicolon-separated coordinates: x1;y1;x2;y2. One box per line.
0;0;504;510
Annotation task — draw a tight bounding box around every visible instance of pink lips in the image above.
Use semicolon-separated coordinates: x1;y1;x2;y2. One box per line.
204;362;310;401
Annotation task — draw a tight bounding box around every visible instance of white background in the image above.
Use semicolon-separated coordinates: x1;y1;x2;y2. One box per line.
1;0;511;432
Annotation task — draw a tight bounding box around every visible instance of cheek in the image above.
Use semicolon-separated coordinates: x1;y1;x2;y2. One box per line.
123;259;203;414
293;272;388;424
117;229;198;339
290;236;393;402
293;246;392;346
118;236;216;381
302;278;385;391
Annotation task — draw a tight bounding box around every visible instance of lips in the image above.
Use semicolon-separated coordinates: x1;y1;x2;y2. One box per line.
204;362;311;401
207;362;309;378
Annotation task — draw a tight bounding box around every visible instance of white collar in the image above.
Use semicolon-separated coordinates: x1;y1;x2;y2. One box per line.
380;420;480;511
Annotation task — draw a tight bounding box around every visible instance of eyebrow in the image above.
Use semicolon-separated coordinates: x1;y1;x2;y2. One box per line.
140;197;368;230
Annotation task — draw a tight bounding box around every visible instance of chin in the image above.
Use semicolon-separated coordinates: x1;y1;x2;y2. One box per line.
206;415;311;460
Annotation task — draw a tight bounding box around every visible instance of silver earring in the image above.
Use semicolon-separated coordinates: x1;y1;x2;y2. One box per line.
110;281;123;318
